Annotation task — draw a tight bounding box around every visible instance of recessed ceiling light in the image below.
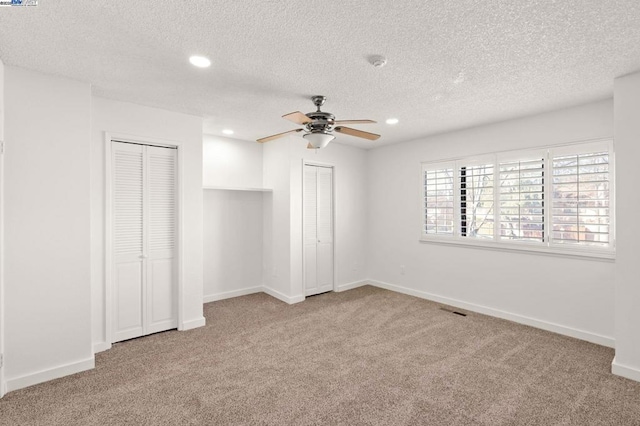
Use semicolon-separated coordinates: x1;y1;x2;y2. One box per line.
386;118;399;125
222;129;234;135
370;55;387;68
189;55;211;68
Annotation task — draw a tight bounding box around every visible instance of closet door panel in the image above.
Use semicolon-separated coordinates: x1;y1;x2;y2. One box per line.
303;165;318;295
148;259;175;333
112;142;145;342
146;145;177;332
316;166;334;293
304;165;334;297
114;262;143;340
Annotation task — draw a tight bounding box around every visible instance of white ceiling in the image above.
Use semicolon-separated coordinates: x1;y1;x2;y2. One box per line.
1;1;640;148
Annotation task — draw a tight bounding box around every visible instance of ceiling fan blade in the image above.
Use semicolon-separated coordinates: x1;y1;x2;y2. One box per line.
282;111;312;125
334;126;380;141
257;128;303;143
333;119;377;125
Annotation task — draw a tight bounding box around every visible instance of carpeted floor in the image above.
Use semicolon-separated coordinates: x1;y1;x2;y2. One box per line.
1;285;639;425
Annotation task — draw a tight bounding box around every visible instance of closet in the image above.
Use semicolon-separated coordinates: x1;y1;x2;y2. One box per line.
111;141;177;342
303;164;334;296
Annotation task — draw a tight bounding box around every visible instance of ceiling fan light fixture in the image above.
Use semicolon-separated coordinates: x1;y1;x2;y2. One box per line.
303;132;335;149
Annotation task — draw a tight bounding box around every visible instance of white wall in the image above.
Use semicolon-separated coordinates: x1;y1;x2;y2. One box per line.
202;135;265;301
0;58;5;397
91;97;205;352
260;137;369;302
613;71;640;381
0;58;4;139
203;190;263;301
367;99;615;346
203;135;263;188
4;66;93;391
262;140;292;300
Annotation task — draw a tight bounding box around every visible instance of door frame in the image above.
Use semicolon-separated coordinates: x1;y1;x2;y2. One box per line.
105;132;184;347
301;160;337;298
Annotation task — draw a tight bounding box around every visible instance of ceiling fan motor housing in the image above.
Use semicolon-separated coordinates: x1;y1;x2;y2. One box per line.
306;111;335;133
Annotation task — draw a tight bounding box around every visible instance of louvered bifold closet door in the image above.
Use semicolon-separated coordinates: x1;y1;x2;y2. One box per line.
112;142;177;343
303;165;318;295
303;165;334;297
315;166;334;294
146;145;178;334
113;142;145;342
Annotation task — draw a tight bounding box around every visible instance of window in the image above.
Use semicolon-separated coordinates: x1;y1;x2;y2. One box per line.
420;140;614;258
550;149;610;247
460;162;494;239
498;156;545;243
423;163;454;235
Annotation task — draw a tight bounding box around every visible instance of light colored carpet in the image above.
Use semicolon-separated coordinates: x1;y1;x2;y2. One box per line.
1;285;639;425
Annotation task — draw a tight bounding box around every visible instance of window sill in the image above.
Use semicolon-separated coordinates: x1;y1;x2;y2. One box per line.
418;236;615;261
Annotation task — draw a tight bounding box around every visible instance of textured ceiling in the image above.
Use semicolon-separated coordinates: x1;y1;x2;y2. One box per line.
1;1;640;148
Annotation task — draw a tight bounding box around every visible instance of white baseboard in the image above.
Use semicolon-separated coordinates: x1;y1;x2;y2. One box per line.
93;341;112;354
289;294;305;304
612;357;640;382
335;280;368;292
368;279;615;348
180;316;206;331
263;286;304;304
203;286;263;303
0;376;6;399
6;356;95;393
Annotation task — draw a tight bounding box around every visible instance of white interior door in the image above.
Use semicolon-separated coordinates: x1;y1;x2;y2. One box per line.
112;141;177;343
304;164;334;296
146;146;177;334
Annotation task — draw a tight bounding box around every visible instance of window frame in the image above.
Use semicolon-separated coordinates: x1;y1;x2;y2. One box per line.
419;139;615;260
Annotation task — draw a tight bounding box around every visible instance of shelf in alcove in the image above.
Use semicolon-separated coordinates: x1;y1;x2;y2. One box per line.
203;186;273;192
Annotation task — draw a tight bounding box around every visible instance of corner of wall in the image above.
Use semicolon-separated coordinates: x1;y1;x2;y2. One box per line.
612;357;640;382
613;70;640;380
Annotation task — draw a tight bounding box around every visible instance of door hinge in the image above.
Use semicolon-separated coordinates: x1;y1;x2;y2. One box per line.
0;354;3;369
0;141;4;154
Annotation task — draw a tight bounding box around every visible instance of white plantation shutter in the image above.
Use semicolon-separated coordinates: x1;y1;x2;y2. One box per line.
148;147;176;251
459;163;494;239
551;150;610;246
423;163;455;235
421;140;613;257
498;158;545;242
114;144;144;255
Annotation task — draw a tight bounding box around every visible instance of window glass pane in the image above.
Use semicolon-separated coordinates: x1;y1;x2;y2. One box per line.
424;167;454;235
551;152;609;246
459;164;494;239
498;159;545;242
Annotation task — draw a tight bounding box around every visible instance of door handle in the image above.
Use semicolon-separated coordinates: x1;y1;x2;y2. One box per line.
140;255;148;259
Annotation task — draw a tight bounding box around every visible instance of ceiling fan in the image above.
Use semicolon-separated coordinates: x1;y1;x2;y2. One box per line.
257;96;380;149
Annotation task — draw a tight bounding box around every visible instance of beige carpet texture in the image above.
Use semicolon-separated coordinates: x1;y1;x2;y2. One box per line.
1;286;639;425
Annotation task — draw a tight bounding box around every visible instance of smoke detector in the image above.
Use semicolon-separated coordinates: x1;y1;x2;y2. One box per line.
370;55;387;68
